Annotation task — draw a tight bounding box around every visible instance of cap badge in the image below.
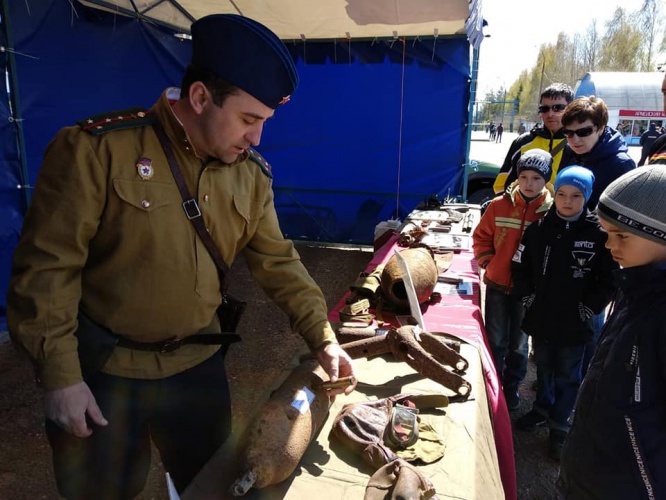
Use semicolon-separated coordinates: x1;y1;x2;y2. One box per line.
136;158;154;180
279;95;291;105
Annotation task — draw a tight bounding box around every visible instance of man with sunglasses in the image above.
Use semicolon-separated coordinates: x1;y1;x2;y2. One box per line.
560;96;635;211
493;83;574;194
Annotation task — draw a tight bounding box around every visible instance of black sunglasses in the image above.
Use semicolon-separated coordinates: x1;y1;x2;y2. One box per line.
561;126;597;138
538;104;567;114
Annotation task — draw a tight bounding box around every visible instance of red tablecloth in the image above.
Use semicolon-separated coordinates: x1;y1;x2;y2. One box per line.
328;232;517;500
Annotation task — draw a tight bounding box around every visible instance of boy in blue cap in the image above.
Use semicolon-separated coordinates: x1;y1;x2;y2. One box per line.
7;13;355;497
511;166;617;460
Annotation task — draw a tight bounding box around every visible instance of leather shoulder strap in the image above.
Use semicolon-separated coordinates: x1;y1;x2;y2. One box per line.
152;119;230;288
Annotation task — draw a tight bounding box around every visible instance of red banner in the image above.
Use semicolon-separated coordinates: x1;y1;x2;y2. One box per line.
619;109;666;118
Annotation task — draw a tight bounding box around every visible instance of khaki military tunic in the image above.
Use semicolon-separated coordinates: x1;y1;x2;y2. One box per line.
7;88;336;390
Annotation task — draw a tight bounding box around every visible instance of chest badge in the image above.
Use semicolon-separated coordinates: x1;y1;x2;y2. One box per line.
136;158;154;180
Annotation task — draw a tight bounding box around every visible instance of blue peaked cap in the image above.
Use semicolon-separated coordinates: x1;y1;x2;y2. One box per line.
555;165;596;203
191;14;299;109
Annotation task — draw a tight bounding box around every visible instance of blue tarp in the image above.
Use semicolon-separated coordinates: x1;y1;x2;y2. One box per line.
0;0;471;326
0;5;23;330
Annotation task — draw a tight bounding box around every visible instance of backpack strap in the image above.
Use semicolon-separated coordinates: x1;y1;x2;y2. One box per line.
550;138;567;158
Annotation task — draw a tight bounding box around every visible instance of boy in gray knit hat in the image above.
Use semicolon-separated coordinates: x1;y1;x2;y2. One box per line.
473;148;554;412
559;165;666;498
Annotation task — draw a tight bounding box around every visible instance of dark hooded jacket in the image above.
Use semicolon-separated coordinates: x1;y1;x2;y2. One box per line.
561;126;635;210
511;206;617;346
647;133;666;165
558;262;666;499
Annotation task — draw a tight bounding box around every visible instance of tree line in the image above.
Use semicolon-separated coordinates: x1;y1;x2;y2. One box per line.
479;0;665;129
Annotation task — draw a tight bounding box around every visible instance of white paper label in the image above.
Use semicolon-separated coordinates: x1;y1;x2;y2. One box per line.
291;386;315;414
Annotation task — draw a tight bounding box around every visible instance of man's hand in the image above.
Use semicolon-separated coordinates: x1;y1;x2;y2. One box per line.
315;343;357;396
44;381;108;438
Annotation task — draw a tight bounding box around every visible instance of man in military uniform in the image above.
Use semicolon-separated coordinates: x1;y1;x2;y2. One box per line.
7;14;356;498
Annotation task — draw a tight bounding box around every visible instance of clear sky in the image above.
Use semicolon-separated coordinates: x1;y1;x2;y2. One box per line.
477;0;650;96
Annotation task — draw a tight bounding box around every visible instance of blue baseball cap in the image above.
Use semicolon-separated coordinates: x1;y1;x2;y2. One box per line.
191;14;299;109
555;166;595;203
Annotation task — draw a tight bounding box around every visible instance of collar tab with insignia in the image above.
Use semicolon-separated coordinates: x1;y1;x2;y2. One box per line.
247;147;273;179
77;107;155;136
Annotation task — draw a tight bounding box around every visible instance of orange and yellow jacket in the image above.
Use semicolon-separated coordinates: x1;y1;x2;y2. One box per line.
472;182;553;293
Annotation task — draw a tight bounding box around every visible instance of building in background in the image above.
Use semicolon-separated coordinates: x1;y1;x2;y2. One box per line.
575;72;664;146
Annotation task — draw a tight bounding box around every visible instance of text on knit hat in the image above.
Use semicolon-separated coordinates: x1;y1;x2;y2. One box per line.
597;166;666;245
517;148;553;181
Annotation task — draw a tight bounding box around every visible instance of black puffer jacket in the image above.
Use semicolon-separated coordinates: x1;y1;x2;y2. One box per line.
511;206;617;345
559;262;666;499
561;126;635;210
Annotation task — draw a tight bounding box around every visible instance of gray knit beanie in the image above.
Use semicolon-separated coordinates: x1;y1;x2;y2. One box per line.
597;166;666;245
516;148;553;182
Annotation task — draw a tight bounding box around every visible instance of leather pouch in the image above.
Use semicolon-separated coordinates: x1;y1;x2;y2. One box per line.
217;293;247;333
75;312;120;378
331;393;448;470
364;458;438;500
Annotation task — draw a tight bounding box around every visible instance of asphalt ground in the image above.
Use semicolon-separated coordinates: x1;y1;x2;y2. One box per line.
470;130;642;167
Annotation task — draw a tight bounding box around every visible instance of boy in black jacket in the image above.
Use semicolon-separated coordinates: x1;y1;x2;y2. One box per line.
559;166;666;499
511;166;617;460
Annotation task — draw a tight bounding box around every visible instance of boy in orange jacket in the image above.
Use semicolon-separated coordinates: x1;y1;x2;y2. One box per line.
473;149;554;410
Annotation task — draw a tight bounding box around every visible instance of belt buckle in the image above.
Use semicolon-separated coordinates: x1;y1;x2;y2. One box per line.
160;338;183;353
183;199;201;220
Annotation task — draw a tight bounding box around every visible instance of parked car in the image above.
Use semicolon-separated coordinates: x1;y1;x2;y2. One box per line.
466;159;500;205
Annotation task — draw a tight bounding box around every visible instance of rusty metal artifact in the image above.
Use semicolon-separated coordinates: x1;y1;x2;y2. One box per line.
230;359;332;496
380;247;438;307
339;326;472;398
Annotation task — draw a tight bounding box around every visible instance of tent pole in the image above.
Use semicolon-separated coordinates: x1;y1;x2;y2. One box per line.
1;0;31;209
462;45;479;202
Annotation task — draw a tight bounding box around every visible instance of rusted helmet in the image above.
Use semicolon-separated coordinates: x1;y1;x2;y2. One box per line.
380;247;438;307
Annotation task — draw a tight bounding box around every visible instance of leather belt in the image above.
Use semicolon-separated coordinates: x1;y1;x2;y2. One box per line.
116;333;241;354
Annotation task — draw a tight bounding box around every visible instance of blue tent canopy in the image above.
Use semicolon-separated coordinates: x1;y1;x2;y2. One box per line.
0;0;480;327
